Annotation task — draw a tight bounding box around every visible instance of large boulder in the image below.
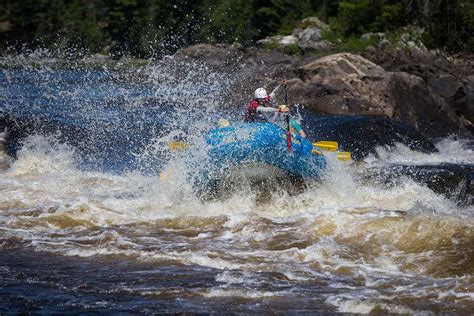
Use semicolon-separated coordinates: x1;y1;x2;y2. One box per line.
257;35;298;47
257;17;331;54
292;53;469;136
172;44;472;137
294;26;331;52
304;115;438;160
371;42;474;135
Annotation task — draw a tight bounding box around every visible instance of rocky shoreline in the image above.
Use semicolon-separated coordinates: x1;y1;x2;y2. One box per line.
1;33;472;138
173;42;473;138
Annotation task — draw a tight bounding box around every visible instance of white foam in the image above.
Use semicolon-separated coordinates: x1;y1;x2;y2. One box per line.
325;295;415;314
1;62;474;314
366;138;474;165
204;288;279;298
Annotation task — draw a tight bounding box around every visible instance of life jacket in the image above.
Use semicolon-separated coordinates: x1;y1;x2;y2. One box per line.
244;97;271;122
289;119;303;134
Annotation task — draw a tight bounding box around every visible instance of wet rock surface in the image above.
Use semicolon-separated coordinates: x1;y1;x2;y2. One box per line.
173;44;473;138
0;120;11;170
303;115;438;160
257;17;331;54
366;163;474;206
2;47;472;205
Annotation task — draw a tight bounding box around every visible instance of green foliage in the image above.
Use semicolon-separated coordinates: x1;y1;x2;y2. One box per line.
333;0;404;36
320;26;341;44
322;29;380;53
422;0;474;52
336;0;373;35
206;0;257;45
281;43;303;55
341;35;380;52
0;0;472;56
264;41;303;55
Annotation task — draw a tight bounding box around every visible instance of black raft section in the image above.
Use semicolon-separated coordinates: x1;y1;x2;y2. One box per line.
304;115;438;161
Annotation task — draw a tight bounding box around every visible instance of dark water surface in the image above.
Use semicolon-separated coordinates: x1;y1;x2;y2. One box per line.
1;65;473;314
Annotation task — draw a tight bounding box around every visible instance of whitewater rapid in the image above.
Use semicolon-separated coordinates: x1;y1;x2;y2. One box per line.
0;61;473;314
1;133;473;313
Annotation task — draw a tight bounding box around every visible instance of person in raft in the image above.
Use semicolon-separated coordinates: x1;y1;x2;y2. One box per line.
244;83;288;123
244;81;306;138
272;104;307;138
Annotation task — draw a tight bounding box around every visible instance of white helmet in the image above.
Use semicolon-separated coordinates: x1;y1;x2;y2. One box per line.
254;87;268;99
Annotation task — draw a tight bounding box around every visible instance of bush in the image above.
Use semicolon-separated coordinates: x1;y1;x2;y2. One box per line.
263;42;303;56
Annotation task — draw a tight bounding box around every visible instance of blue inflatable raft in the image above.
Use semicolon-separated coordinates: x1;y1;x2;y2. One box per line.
192;123;327;198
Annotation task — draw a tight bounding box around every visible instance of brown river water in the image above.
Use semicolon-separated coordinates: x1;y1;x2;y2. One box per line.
0;134;473;314
0;64;473;314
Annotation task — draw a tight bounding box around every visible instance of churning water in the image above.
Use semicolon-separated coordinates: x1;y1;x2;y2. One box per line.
0;55;473;314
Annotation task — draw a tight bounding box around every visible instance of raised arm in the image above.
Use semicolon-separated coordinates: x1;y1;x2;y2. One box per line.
269;84;281;99
257;105;279;113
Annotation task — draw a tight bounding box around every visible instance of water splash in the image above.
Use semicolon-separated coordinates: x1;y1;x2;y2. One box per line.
1;55;473;313
365;137;474;165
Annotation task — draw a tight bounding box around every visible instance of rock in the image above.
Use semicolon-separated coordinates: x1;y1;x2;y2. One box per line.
433;57;449;70
257;35;298;47
398;28;428;52
301;17;329;30
81;53;109;65
231;42;243;49
175;43;298;74
451;81;474;133
280;35;298;46
295;53;393;116
389;72;462;134
173;43;301;106
298;53;386;81
295;26;322;42
173;43;245;71
306;116;438;160
372;44;473;134
361;32;385;41
258;17;330;53
294;26;331;52
378;39;391;50
430;74;463;99
293;53;467;136
0;128;11;170
173;44;472;137
366;45;376;54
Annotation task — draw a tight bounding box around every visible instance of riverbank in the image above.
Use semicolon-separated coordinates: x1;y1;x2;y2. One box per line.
1;34;472;138
199;37;474;138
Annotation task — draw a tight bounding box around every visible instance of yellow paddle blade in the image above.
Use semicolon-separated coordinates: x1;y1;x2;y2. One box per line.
218;119;230;127
159;170;173;180
337;151;351;161
313;141;338;152
168;141;190;151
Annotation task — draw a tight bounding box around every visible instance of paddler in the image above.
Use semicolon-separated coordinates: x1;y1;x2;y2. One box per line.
244;80;307;138
272;104;307;138
244;82;288;122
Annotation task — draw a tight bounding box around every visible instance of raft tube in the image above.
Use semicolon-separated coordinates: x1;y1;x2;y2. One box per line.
192;123;327;197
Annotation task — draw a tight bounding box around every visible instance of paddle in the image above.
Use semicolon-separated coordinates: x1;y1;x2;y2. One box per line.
337;151;351;161
313;141;351;161
170;139;351;160
313;141;338;151
168;141;190;151
284;83;292;152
